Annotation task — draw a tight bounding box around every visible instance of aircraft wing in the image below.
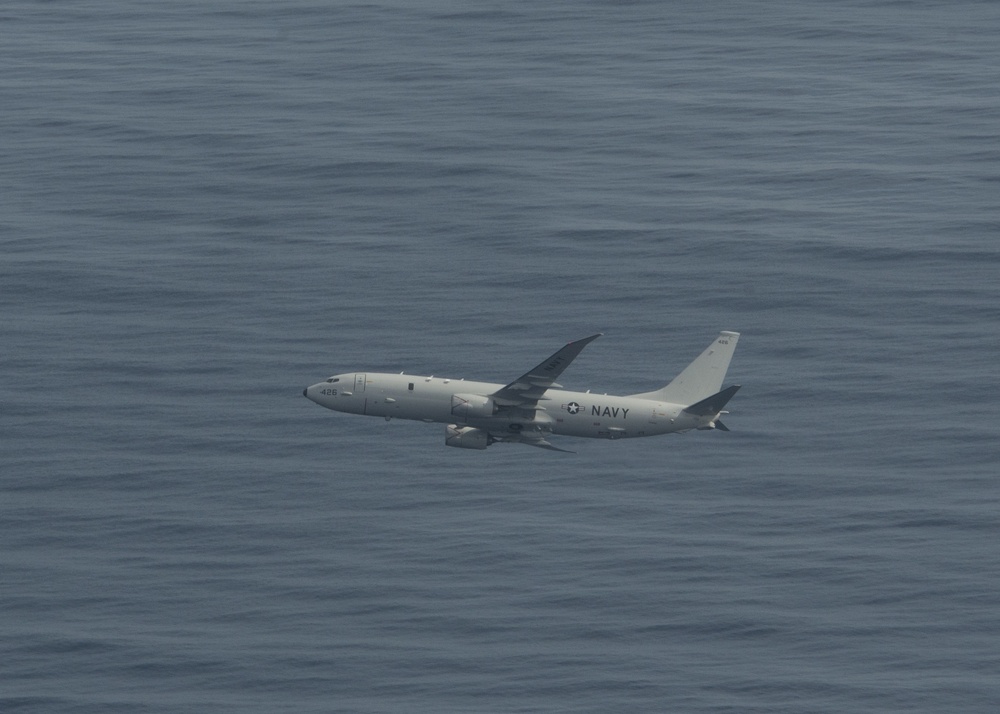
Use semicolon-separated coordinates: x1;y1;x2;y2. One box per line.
491;333;602;408
519;436;576;453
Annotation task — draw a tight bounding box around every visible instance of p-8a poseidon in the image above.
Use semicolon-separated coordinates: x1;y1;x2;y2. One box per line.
303;332;741;452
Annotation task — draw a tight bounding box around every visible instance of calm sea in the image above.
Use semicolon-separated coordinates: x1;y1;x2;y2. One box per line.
4;1;999;712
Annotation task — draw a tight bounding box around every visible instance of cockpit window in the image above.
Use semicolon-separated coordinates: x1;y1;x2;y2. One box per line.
326;378;340;383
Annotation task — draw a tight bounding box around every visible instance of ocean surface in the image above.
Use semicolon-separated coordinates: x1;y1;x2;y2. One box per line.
3;1;999;711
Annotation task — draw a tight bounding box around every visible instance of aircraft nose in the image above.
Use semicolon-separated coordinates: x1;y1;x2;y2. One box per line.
302;388;308;397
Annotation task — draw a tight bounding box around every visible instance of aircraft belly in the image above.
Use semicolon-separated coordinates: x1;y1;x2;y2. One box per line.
382;396;452;423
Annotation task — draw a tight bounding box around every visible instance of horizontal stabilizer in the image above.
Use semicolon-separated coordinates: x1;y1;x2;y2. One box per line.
682;385;741;416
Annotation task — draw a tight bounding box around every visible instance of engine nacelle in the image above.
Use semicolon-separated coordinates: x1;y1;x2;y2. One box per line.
450;393;497;422
445;424;491;450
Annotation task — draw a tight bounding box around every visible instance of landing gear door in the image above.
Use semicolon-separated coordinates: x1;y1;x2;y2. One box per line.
354;373;366;393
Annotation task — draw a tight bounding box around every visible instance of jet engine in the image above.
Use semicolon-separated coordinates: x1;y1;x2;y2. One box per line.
450;393;497;421
445;424;491;450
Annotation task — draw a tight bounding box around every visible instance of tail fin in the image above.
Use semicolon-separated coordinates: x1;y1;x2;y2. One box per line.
630;331;740;405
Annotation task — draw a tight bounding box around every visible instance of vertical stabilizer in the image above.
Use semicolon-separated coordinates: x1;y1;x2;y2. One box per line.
630;331;740;405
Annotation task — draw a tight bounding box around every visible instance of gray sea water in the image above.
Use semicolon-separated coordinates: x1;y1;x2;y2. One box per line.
4;1;1000;712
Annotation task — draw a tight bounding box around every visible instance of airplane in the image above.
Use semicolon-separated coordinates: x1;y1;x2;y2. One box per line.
302;331;741;452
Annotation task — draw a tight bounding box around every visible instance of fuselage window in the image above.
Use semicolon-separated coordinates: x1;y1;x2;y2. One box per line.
326;378;340;383
408;383;414;391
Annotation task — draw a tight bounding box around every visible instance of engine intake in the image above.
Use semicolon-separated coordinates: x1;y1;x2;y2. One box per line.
445;424;491;450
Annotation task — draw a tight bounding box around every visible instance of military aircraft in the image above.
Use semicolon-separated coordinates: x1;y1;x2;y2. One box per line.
303;331;741;452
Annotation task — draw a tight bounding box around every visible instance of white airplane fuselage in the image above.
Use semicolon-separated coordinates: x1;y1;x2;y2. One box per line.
305;374;712;440
303;332;741;451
